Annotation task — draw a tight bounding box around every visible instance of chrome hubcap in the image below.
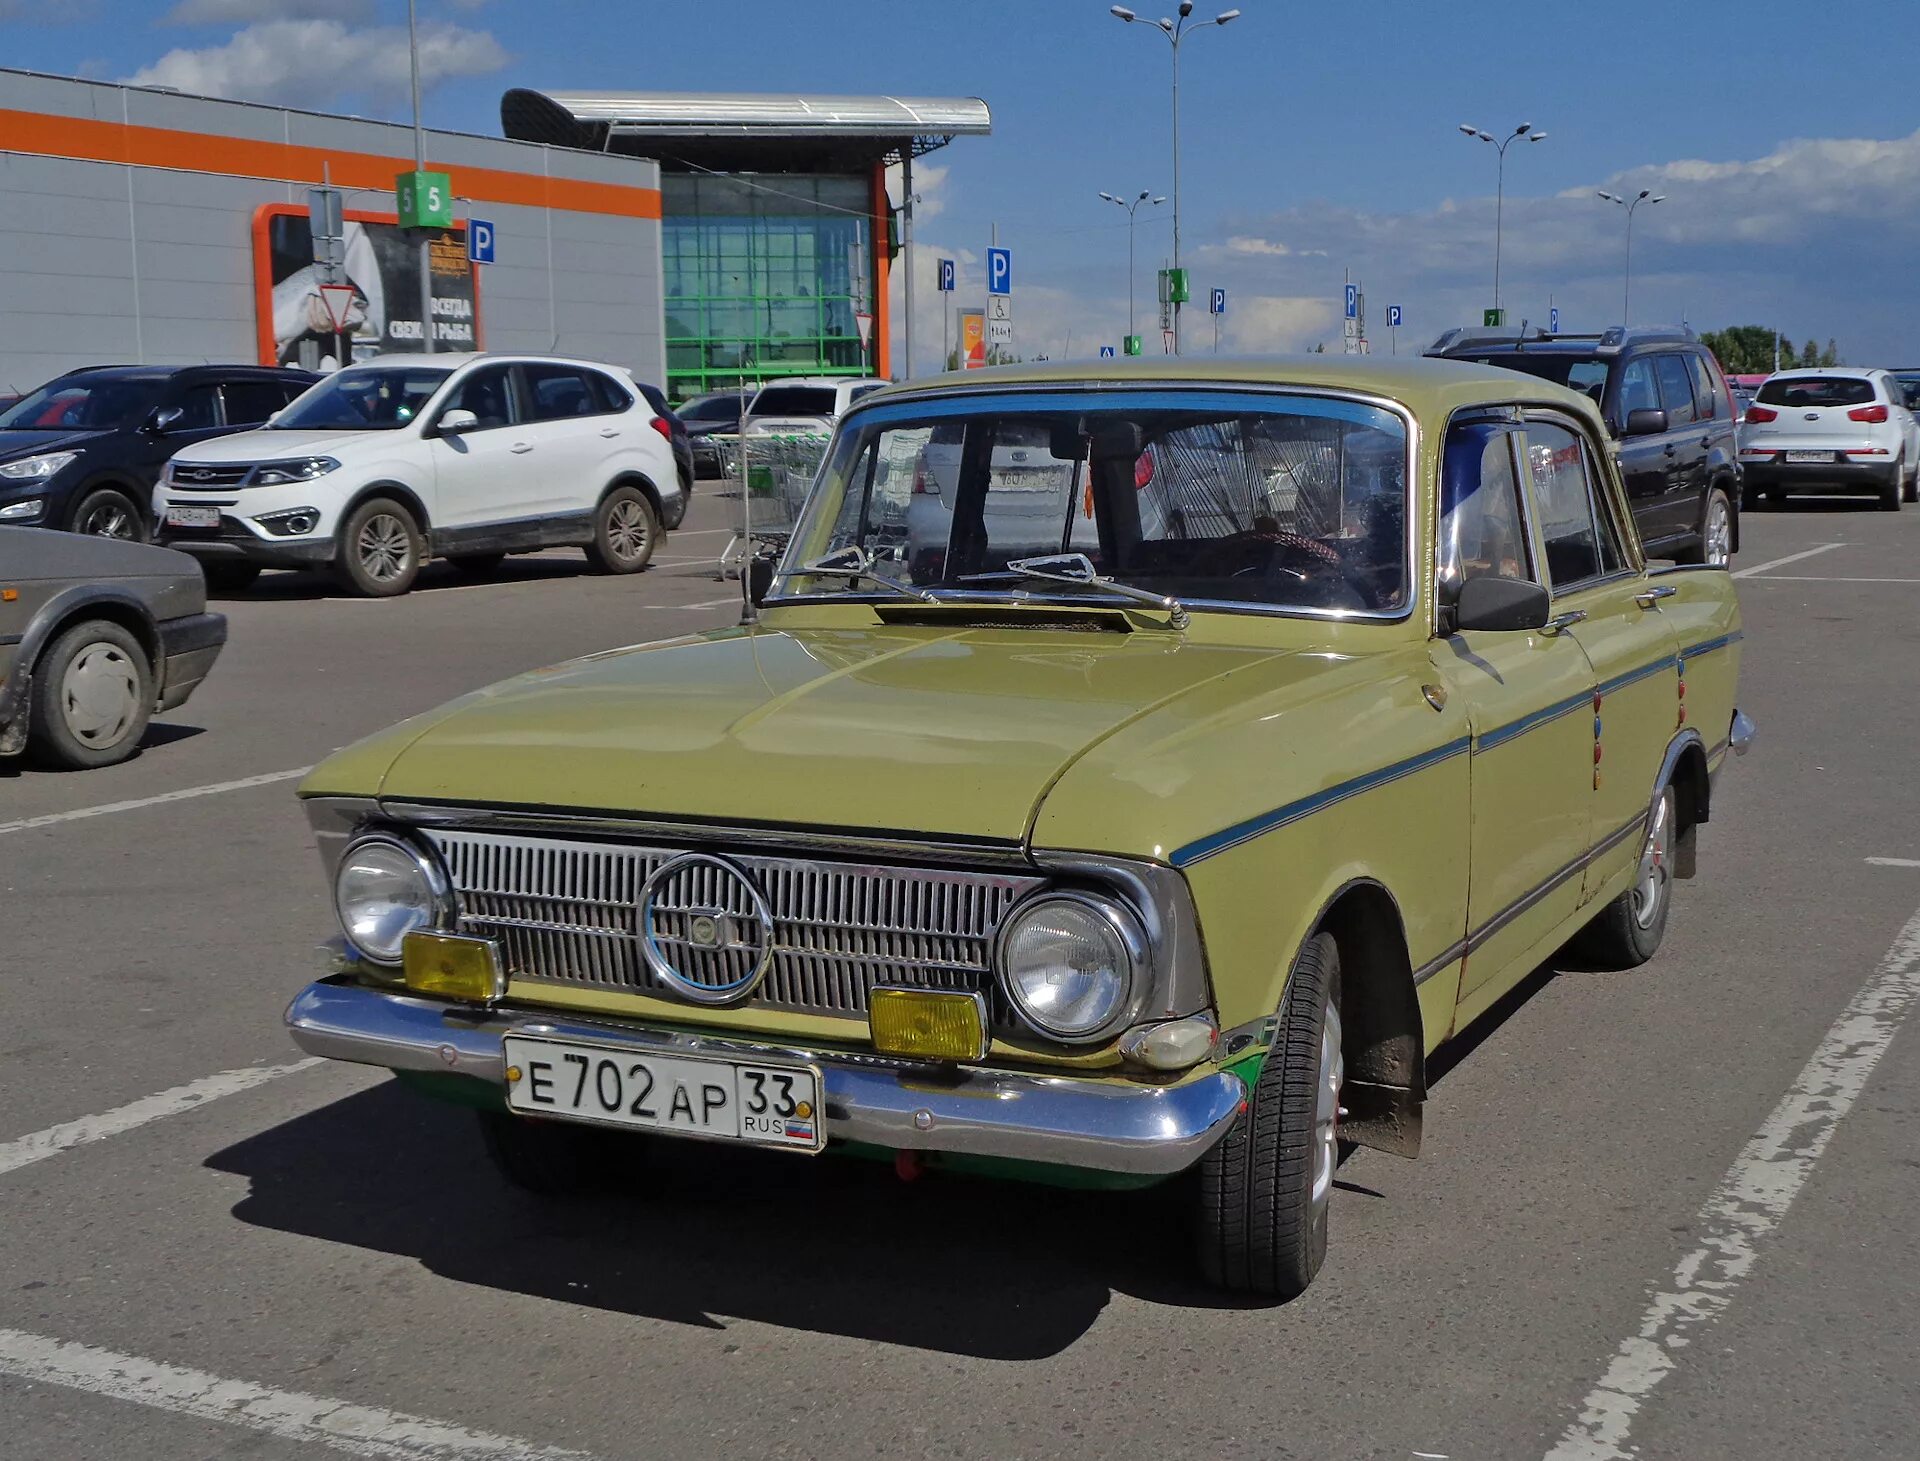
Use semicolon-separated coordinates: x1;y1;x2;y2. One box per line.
61;641;140;747
1632;790;1673;929
81;502;135;539
607;499;651;561
357;514;411;582
1311;1000;1344;1214
1705;496;1731;567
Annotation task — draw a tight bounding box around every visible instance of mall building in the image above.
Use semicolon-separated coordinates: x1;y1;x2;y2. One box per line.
0;67;989;401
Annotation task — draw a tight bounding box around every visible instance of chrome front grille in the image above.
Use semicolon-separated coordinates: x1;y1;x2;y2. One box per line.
425;828;1043;1020
169;463;253;488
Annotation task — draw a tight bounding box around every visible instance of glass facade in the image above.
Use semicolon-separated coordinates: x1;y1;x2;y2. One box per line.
663;172;879;401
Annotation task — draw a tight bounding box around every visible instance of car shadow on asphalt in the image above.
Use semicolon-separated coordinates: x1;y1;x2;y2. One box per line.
226;555;613;602
206;1079;1279;1359
0;720;206;778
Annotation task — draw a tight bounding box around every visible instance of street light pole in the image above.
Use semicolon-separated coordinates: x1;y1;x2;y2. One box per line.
407;0;433;354
1596;188;1665;324
1457;121;1547;317
1111;3;1240;355
1099;189;1165;340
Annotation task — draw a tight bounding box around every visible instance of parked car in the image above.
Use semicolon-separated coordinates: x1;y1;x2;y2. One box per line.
1427;325;1741;566
285;356;1749;1299
0;364;318;541
0;528;226;768
152;352;685;597
681;390;754;479
633;381;693;499
1739;368;1920;509
744;376;888;436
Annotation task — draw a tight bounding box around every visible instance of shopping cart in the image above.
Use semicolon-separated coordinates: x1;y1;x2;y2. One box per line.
710;431;832;578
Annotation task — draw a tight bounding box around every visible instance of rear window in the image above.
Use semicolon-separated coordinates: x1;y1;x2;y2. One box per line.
1757;377;1876;408
751;386;837;417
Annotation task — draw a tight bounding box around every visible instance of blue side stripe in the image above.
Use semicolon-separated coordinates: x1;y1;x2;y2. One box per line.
1170;737;1471;868
1678;630;1744;661
1597;655;1679;697
1476;690;1592;751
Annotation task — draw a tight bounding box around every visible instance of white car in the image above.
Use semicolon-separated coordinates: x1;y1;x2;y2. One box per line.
743;376;888;436
1740;367;1920;510
152;352;685;596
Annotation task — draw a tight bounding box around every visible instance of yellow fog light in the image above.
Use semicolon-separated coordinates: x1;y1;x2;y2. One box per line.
869;987;988;1062
402;931;505;1003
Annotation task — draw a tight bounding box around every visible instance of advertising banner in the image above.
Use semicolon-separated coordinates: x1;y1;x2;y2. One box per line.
252;204;481;372
959;308;986;369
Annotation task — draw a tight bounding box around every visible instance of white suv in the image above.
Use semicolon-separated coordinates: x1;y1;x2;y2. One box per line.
1740;367;1920;511
743;376;888;436
152;352;685;595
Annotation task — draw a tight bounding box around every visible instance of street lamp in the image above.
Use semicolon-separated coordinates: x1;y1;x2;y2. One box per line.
1597;188;1665;324
1457;121;1547;318
1099;189;1165;340
1111;2;1240;354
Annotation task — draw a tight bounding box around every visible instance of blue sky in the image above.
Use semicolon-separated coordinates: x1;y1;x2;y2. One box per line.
11;0;1920;369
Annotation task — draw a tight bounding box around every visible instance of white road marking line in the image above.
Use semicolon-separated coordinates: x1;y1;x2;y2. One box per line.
641;595;740;610
1866;857;1920;868
0;766;312;837
1544;904;1920;1461
1730;542;1843;579
0;1061;322;1178
0;1328;592;1460
666;527;739;537
1742;574;1920;584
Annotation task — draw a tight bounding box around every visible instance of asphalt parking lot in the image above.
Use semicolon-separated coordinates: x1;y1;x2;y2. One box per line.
3;488;1917;1461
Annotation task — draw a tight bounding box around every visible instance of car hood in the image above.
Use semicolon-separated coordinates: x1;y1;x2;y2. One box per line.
0;428;98;460
0;524;207;587
172;427;395;462
305;623;1303;844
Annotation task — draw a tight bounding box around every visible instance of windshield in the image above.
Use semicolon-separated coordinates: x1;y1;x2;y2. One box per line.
272;365;452;431
0;377;160;431
1757;376;1875;408
752;386;838;417
779;390;1411;616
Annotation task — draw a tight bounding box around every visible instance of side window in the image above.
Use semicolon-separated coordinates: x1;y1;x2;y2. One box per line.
1653;354;1699;425
281;381;311;410
1438;419;1532;601
171;384;221;431
439;365;515;430
592;372;636;413
221;380;286;427
523;364;601;422
1617;358;1659;418
1685;355;1722;421
1522;419;1627;590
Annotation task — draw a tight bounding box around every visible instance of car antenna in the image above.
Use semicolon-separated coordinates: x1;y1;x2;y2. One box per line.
1515;319;1529;351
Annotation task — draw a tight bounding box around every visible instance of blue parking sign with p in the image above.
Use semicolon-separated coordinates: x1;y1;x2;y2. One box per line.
1210;287;1226;315
1386;304;1402;329
1344;283;1358;320
1550;306;1561;333
938;258;956;292
467;218;495;265
987;247;1011;296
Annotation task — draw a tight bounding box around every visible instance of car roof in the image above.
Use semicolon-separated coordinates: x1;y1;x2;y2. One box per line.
356;351;632;373
45;363;304;383
752;376;873;390
855;354;1605;423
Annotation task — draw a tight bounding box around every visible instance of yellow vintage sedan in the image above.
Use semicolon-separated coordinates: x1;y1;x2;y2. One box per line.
286;357;1751;1298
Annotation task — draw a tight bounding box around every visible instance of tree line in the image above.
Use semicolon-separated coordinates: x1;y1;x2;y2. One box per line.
1699;325;1840;374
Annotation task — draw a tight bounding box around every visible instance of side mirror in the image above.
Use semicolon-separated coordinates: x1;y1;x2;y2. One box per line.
1453;574;1550;633
146;406;184;435
1623;407;1669;437
437;408;479;435
746;555;776;608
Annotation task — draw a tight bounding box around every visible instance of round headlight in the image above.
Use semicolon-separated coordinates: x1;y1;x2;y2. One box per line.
997;892;1145;1042
334;835;444;966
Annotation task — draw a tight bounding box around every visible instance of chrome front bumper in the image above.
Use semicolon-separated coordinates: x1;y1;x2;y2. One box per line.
285;978;1246;1176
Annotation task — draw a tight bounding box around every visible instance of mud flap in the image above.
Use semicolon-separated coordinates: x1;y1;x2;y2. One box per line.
0;671;29;756
1338;1077;1423;1159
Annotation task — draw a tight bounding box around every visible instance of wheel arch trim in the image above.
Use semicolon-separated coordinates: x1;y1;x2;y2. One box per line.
0;584;160;727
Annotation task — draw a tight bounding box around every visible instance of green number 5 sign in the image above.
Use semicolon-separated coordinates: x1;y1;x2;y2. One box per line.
396;169;453;229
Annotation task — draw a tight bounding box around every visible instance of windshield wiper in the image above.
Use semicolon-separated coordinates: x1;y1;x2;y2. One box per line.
795;545;939;603
962;553;1190;630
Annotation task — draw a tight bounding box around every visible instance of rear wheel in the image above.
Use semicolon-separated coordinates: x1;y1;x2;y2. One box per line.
1676;486;1732;567
1905;461;1919;504
27;618;153;769
334;497;423;597
448;552;506;578
584;486;658;574
202;562;261;593
70;488;147;542
1879;467;1902;512
1194;931;1343;1298
1571;786;1675;968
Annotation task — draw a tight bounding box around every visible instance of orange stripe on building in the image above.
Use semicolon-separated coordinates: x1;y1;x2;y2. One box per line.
0;107;661;220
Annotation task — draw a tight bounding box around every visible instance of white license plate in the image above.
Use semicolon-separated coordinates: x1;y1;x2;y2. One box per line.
502;1035;824;1152
995;469;1061;491
164;506;220;528
1783;450;1835;464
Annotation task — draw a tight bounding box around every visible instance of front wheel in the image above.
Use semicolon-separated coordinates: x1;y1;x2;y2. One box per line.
70;488;147;542
1194;931;1343;1299
1571;786;1674;968
334;497;423;597
584;486;658;574
27;618;154;769
477;1111;646;1196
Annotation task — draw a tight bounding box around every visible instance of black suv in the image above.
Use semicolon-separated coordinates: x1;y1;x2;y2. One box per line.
0;363;319;541
1426;325;1740;565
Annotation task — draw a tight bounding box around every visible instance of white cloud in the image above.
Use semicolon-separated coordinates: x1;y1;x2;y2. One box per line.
164;0;374;23
123;18;508;109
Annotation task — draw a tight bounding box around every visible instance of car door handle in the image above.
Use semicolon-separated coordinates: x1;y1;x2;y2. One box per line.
1542;610;1587;636
1635;585;1678;609
510;442;533;454
600;428;621;438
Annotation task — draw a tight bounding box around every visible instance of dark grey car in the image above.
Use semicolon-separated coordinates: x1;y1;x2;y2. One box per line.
0;529;227;769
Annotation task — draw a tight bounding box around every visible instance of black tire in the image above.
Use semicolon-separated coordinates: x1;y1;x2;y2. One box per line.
1879;469;1902;511
69;488;147;543
1674;486;1732;567
26;618;153;770
448;552;506;578
477;1111;643;1196
1905;467;1919;505
1195;931;1343;1299
584;486;659;574
202;562;261;593
1571;786;1675;969
334;496;424;597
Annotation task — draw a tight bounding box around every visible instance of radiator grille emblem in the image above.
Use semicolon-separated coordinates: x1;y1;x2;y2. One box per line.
638;853;773;1004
